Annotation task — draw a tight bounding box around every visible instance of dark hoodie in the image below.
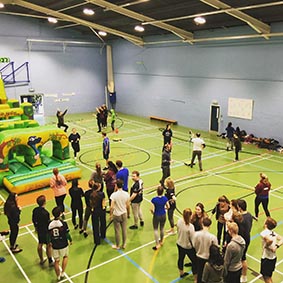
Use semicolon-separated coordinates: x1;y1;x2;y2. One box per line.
224;235;246;274
202;261;224;283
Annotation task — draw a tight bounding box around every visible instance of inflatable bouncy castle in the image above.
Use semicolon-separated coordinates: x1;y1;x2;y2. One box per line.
0;77;81;194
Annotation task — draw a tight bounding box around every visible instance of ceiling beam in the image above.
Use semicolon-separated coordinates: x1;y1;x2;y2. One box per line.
200;0;270;38
143;1;283;25
86;0;194;43
1;0;144;46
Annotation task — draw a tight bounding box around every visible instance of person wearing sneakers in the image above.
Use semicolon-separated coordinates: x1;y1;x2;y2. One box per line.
150;186;170;251
4;193;22;253
32;195;53;266
110;179;130;249
186;132;205;171
48;207;72;281
129;170;144;230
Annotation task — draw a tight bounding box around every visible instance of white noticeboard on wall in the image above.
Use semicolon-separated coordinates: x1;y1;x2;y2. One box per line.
228;97;254;120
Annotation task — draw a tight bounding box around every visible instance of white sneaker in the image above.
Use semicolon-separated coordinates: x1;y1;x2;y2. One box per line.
240;275;247;283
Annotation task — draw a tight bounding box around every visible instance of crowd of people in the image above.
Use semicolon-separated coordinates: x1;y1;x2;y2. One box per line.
0;119;282;283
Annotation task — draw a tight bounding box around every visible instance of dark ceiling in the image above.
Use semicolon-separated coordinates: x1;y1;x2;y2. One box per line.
1;0;283;45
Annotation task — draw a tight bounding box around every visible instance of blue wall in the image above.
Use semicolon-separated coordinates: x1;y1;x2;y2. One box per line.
1;14;283;143
0;15;106;116
112;24;283;143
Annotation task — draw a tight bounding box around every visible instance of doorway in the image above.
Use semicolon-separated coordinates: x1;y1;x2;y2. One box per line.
210;104;220;133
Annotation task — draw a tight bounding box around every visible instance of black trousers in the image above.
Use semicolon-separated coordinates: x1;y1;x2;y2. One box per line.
9;222;19;248
225;268;242;283
91;210;106;245
177;244;197;275
55;194;66;213
254;196;270;217
161;166;170;185
71;205;83;229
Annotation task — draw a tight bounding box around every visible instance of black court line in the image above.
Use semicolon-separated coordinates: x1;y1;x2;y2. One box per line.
79;147;151;168
170;183;254;215
84;220;113;283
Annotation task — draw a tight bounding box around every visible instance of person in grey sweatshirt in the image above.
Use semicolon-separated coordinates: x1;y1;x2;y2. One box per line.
193;217;218;283
224;222;246;283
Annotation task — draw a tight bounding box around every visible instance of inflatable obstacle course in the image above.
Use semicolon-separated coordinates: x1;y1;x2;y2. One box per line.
0;77;81;194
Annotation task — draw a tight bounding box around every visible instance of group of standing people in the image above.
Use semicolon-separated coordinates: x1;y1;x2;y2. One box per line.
95;104;116;133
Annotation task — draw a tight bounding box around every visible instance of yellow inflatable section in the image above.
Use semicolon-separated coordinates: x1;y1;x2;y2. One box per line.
0;77;7;104
0;126;69;170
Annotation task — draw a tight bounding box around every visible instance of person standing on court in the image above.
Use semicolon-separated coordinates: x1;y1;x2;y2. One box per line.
110;109;116;132
50;168;67;219
193;217;218;283
56;109;68;132
110;179;130;250
162;124;173;150
225;122;235;151
260;217;283;283
68;128;81;159
224;222;246;283
160;143;171;186
150;186;170;251
4;193;23;253
116;160;129;192
32;195;53;266
48;207;72;281
233;133;242;162
254;173;271;221
187;132;205;171
69;179;84;230
129;170;144;230
102;132;110;170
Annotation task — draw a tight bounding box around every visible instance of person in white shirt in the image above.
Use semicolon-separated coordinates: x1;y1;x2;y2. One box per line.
110;179;130;250
260;217;283;283
186;132;205;171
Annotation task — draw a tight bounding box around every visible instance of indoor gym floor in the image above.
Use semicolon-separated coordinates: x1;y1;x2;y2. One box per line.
0;112;283;283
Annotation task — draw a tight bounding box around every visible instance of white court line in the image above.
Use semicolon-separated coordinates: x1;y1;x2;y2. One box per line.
25;226;74;283
2;239;32;283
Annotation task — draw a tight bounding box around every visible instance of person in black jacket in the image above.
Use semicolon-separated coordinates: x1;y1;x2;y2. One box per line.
32;195;53;265
68;128;81;159
160;143;171;186
4;193;22;253
69;179;84;230
56;109;68;132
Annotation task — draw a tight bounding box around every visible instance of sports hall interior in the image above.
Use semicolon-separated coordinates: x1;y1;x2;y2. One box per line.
0;1;283;282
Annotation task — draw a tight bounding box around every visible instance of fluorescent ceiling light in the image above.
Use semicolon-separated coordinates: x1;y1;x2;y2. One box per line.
194;16;206;25
83;8;94;15
98;31;107;37
48;17;58;24
134;25;144;32
0;3;4;8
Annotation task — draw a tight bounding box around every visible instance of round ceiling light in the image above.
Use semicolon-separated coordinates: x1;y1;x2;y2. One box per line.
48;17;58;24
134;25;144;32
83;8;95;16
194;16;206;25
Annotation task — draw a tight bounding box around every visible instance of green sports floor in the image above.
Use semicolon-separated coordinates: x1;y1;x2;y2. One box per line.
0;112;283;283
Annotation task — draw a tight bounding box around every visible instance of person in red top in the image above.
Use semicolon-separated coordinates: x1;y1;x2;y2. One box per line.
254;173;271;221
